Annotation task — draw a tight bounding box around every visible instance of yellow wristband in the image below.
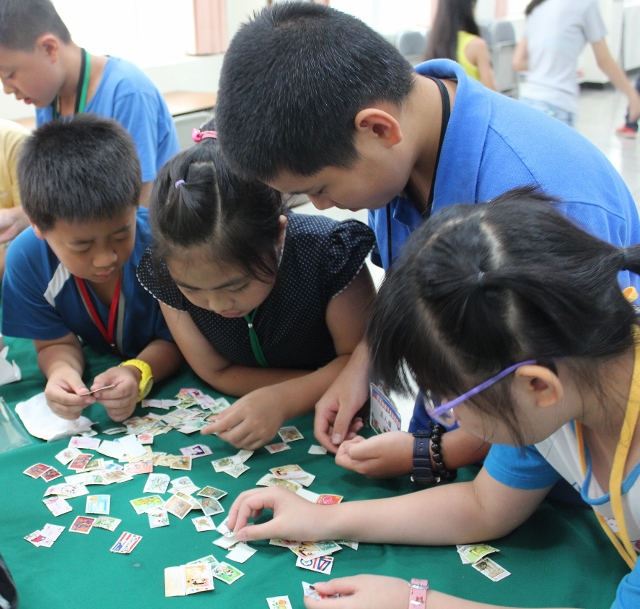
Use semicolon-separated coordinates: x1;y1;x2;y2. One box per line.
119;359;153;402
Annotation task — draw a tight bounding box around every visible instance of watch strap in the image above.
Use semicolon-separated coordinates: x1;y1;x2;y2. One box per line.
408;578;429;608
412;430;436;484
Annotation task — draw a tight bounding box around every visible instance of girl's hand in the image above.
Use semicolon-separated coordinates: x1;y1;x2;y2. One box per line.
228;486;331;543
303;575;410;609
201;386;287;450
45;368;95;420
90;366;139;422
335;431;414;479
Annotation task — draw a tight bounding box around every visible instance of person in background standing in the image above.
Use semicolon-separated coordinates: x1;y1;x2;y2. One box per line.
512;0;640;128
616;73;640;139
423;0;496;90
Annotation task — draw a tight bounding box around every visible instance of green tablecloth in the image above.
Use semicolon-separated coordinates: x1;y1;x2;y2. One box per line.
0;335;628;608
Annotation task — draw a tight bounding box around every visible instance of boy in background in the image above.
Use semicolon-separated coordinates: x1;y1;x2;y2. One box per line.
2;114;182;422
0;119;29;278
215;2;640;478
0;0;179;206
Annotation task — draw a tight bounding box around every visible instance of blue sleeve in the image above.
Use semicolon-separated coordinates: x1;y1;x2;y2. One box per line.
112;91;167;183
484;444;562;490
98;60;179;183
612;559;640;609
1;231;70;340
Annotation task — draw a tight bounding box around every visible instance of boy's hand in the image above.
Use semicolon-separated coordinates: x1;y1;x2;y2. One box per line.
90;365;140;422
45;368;95;420
304;575;411;609
201;386;287;450
228;486;329;543
315;342;370;453
335;432;414;479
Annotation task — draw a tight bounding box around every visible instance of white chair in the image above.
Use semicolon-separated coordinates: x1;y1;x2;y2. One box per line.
485;20;519;98
394;29;428;66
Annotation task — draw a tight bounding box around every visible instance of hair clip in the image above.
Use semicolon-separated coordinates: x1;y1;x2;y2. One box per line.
174;179;186;188
192;128;218;143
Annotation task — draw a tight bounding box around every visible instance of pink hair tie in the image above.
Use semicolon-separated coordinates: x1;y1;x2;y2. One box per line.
192;128;218;142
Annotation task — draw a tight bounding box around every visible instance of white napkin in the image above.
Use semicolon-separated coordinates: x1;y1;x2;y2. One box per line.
15;392;94;442
0;346;21;385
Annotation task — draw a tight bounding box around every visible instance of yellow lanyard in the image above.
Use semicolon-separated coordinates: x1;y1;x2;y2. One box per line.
576;337;640;570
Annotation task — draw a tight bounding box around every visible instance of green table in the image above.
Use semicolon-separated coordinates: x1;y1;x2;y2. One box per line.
0;336;628;608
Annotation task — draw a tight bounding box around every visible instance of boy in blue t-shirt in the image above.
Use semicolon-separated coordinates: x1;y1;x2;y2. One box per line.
0;0;179;207
2;114;183;422
215;2;640;478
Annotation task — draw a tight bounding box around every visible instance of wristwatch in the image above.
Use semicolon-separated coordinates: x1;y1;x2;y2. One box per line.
412;429;436;484
120;359;153;402
408;578;429;608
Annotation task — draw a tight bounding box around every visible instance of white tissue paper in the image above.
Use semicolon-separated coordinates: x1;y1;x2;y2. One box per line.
15;392;94;442
0;346;21;385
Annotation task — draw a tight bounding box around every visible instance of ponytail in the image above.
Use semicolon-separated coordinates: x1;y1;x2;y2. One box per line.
149;118;284;280
619;245;640;275
368;186;639;439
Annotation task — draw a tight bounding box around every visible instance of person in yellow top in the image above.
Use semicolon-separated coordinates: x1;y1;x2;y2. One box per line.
423;0;496;90
0;119;30;278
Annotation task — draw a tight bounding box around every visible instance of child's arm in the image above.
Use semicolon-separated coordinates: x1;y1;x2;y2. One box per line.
336;428;491;479
465;36;497;91
591;38;640;123
203;266;375;449
34;333;96;420
314;338;373;452
305;575;579;609
228;467;551;546
512;37;528;72
88;339;184;422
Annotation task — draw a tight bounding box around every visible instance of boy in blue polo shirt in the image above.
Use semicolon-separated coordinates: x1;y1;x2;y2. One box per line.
0;0;180;207
2;114;182;423
215;2;640;476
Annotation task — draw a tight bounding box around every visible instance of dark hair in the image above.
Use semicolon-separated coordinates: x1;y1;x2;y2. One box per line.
216;1;415;182
525;0;548;16
424;0;480;61
367;186;639;444
17;114;141;231
0;0;70;51
149;118;285;280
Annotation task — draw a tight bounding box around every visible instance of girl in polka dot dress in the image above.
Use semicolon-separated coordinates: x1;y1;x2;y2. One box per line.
137;120;376;450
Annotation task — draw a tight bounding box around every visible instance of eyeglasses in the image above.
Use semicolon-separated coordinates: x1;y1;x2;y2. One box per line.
423;360;537;426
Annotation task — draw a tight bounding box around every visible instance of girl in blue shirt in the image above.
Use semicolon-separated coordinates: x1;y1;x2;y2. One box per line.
227;186;640;609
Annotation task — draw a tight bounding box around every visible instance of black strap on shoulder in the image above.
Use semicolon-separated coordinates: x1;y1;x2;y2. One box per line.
423;76;450;219
386;76;451;268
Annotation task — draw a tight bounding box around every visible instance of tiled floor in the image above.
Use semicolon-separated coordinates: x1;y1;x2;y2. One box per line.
295;79;640;426
576;73;640;206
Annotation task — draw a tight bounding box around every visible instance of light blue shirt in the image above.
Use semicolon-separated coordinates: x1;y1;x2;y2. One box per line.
36;57;179;183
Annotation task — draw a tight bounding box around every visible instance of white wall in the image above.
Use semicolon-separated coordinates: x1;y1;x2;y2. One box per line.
4;0;546;122
0;0;264;121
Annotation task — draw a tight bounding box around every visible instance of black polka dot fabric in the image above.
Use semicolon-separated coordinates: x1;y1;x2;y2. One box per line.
137;213;375;369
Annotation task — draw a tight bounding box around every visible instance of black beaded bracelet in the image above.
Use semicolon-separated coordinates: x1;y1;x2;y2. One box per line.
429;423;457;483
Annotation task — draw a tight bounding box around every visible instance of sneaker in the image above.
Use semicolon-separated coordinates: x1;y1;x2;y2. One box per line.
616;125;637;139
